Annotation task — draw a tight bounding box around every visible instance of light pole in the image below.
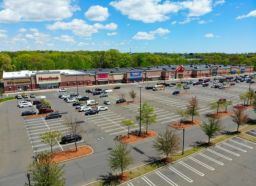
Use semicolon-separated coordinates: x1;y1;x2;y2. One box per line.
139;85;142;136
182;128;185;155
76;74;79;95
26;172;31;186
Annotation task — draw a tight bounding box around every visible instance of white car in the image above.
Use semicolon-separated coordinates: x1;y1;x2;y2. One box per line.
79;106;92;112
18;102;32;108
62;95;69;99
59;88;66;92
66;98;77;103
97;106;108;111
104;89;113;93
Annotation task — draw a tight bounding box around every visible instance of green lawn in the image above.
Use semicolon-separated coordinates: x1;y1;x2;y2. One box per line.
0;97;15;103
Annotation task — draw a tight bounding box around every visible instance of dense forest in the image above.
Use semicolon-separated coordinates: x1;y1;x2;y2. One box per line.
0;50;256;78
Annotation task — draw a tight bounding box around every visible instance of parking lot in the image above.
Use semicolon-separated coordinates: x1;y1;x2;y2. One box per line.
121;137;256;186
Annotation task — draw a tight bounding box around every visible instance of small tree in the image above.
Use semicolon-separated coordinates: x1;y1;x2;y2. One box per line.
176;109;188;125
41;131;61;153
136;102;157;135
41;99;51;108
176;83;182;90
231;107;248;133
210;99;226;114
186;97;199;122
153;129;180;162
129;90;136;102
65;116;83;151
240;93;247;106
25;152;65;186
109;143;132;177
201;118;222;144
224;100;232;112
121;119;134;138
246;89;255;105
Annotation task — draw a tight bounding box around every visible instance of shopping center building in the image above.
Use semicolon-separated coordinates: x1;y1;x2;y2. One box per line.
2;64;254;92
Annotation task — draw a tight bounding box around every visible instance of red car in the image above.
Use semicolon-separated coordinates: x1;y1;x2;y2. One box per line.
38;108;54;114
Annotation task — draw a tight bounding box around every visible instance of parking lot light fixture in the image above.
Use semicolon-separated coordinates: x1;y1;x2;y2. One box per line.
26;172;31;186
136;82;143;136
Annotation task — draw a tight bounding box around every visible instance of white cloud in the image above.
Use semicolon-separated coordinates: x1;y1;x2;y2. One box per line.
48;19;118;37
236;10;256;20
214;0;225;6
55;35;75;43
110;0;181;23
133;27;170;40
204;32;217;38
19;28;27;32
0;0;79;22
107;32;117;36
180;0;213;17
0;29;7;38
171;21;177;25
85;5;109;22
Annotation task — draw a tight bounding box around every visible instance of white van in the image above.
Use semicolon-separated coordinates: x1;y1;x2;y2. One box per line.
35;95;46;99
104;89;113;93
86;100;98;106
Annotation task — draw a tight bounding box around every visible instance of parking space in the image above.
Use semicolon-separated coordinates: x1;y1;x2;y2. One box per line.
246;129;256;137
24;117;84;153
122;137;256;186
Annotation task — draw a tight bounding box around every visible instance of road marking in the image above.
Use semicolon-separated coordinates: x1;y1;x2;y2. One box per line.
155;170;178;186
188;157;215;171
101;124;121;129
235;137;256;145
168;166;193;183
198;153;224;166
141;176;156;186
229;139;253;149
216;146;240;157
105;127;125;133
207;149;232;161
127;182;135;186
178;161;205;176
222;142;247;152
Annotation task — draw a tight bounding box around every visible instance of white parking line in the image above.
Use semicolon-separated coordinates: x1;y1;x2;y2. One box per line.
101;124;121;129
229;139;253;149
188;157;215;171
155;170;178;186
207;149;232;161
141;176;156;186
127;182;135;186
216;146;240;157
178;161;205;176
168;166;193;183
198;153;224;166
235;137;256;145
222;142;247;152
105;127;124;133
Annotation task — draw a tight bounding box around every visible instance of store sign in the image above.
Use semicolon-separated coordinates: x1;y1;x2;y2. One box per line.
7;79;31;85
36;74;61;84
97;73;109;79
129;72;142;79
38;77;59;81
176;65;185;73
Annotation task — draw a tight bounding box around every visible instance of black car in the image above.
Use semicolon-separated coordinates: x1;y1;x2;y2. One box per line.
85;109;99;115
78;96;89;101
22;94;29;98
85;89;92;93
145;86;154;90
172;91;180;95
113;86;121;89
58;95;63;99
60;134;82;144
33;100;41;105
183;85;190;89
92;91;101;96
202;83;209;87
95;88;102;91
99;94;108;98
30;94;36;98
72;102;81;106
21;110;36;116
15;95;23;99
45;112;62;120
116;98;126;104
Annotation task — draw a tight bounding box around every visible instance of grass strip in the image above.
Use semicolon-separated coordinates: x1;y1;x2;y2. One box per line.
0;97;15;103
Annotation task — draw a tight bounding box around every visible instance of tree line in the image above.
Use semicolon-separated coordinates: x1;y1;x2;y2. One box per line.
1;50;256;78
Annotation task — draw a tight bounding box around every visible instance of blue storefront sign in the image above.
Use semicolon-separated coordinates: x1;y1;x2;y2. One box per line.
129;72;142;80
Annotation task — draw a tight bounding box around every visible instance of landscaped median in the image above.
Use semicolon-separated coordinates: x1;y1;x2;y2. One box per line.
53;145;94;163
85;123;256;186
0;97;15;103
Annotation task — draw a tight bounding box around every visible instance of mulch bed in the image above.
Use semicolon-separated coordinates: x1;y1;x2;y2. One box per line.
120;130;157;144
52;145;93;163
24;114;47;120
233;104;254;110
170;119;202;129
206;112;233;119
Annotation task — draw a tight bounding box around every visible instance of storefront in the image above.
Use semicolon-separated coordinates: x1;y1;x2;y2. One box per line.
4;78;32;92
175;65;185;79
36;73;61;89
145;70;162;81
127;71;143;82
110;74;124;83
211;66;218;76
96;73;109;84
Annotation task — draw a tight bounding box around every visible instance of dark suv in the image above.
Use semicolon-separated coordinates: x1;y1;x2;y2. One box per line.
39;108;54;114
60;134;82;144
116;98;126;104
85;110;99;115
45;112;62;120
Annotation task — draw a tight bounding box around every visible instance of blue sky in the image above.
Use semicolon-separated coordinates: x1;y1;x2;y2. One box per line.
0;0;255;53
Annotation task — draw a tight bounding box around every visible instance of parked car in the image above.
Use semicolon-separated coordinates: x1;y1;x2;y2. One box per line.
95;88;102;91
72;102;81;106
22;94;29;98
45;112;62;120
86;100;98;106
116;98;126;104
85;109;99;115
39;108;54;114
65;98;77;103
97;106;108;111
15;95;23;99
202;83;209;87
32;100;41;105
104;100;111;105
99;93;108;98
113;86;121;89
85;89;92;93
145;86;154;90
18;102;32;108
172;90;180;95
79;106;92;112
21;110;36;116
183;85;190;89
59;88;66;92
60;134;82;144
92;91;101;96
104;89;113;93
78;96;89;101
30;94;36;98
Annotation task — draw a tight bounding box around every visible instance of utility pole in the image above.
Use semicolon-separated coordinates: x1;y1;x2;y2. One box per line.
139;86;142;136
76;74;79;95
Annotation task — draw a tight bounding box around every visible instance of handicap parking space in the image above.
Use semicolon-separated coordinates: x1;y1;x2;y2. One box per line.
122;137;255;186
24;117;84;153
